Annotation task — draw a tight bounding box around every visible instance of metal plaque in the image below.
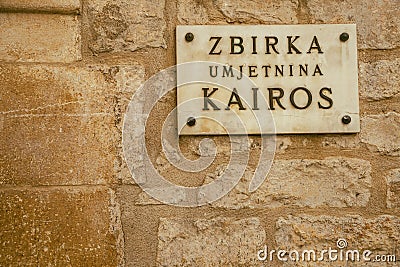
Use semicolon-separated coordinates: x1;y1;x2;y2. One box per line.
176;24;359;135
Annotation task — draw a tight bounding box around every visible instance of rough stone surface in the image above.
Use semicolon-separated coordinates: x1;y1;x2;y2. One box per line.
116;186;160;266
185;135;362;156
275;136;293;151
360;112;400;156
157;217;265;266
0;64;136;115
0;64;144;186
178;0;209;24
0;0;81;14
207;157;371;209
185;135;362;154
0;13;81;63
308;0;400;49
359;59;400;100
136;155;371;208
213;0;299;24
0;116;117;186
0;187;121;266
386;169;400;209
276;215;400;266
322;135;361;149
87;0;166;53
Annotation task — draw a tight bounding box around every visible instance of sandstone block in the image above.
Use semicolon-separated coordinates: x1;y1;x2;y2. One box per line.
136;156;371;208
360;112;400;156
213;0;298;24
0;116;116;186
0;63;145;186
0;0;81;14
157;217;265;266
386;169;400;209
87;0;166;53
308;0;400;49
209;157;371;209
0;13;81;63
322;135;361;149
359;59;400;100
178;0;209;24
0;187;121;266
275;214;400;266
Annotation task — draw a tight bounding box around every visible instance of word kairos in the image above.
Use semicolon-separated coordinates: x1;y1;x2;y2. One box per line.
202;86;333;111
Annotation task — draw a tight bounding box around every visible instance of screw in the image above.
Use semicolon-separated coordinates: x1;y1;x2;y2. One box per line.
187;117;196;127
340;32;349;42
342;115;351;124
185;32;194;42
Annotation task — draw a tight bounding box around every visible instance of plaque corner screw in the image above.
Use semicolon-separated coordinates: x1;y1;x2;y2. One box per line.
185;32;194;42
342;115;351;124
187;117;196;126
340;32;349;42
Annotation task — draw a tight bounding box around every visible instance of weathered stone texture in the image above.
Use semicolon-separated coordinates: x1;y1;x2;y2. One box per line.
87;0;166;53
0;0;81;14
178;0;209;24
137;156;371;208
276;215;400;266
387;169;400;209
157;217;265;266
0;13;81;63
0;64;144;186
275;136;293;151
322;135;361;149
0;64;127;115
0;116;116;186
360;112;400;156
213;0;299;24
359;59;400;100
0;187;120;266
208;157;371;209
308;0;400;49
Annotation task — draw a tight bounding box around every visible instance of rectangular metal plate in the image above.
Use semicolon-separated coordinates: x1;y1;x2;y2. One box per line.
177;24;359;135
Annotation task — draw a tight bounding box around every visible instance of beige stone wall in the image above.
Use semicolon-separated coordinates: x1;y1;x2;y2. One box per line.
0;0;399;266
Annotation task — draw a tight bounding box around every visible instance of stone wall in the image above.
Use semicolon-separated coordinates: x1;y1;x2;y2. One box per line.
0;0;399;266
